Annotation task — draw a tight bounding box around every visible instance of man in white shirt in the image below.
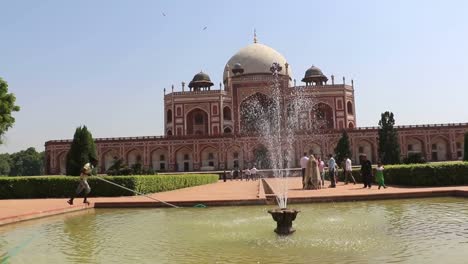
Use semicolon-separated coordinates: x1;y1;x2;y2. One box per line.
68;157;98;205
344;156;356;184
300;153;309;188
244;168;251;181
250;166;258;180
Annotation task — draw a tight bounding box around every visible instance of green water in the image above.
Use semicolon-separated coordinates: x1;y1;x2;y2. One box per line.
1;197;468;264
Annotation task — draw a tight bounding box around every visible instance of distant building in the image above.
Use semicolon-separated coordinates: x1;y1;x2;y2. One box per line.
45;39;467;174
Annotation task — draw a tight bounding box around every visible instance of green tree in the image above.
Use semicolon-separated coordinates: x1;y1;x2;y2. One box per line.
9;147;44;176
464;132;468;161
0;78;20;144
66;126;97;176
334;130;352;166
378;111;401;164
0;153;11;175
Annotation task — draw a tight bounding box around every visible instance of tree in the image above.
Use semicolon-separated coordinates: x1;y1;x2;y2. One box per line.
0;153;11;175
334;130;352;166
0;77;20;144
8;147;44;176
464;132;468;161
378;111;401;164
66;126;97;176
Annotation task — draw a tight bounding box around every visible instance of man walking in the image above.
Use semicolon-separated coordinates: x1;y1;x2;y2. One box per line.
68;157;98;205
300;153;309;189
328;154;336;188
344;156;356;184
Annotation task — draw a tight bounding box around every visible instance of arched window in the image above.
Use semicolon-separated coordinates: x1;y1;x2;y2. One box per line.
348;122;354;129
224;127;232;134
167;130;172;136
347;101;353;115
223;106;231;120
167;109;173;123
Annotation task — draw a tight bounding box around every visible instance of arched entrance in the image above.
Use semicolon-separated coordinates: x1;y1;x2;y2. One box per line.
240;93;276;133
151;148;168;171
186;109;209;135
312;103;334;129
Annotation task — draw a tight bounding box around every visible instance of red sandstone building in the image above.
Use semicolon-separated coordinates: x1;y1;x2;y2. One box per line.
45;40;468;174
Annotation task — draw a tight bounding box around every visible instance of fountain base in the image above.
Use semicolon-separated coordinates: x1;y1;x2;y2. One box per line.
268;208;300;235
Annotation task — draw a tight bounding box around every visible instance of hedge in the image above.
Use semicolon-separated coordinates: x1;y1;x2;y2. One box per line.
334;162;468;186
0;174;219;199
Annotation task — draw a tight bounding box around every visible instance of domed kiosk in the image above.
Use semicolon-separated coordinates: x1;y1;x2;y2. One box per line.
188;71;214;91
302;65;328;86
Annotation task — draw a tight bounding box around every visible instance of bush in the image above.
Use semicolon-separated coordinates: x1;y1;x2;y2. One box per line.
0;174;219;199
402;153;426;164
338;162;468;186
382;162;468;186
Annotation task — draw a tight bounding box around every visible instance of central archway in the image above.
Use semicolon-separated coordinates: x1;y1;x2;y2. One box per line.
186;108;209;135
312;103;334;129
240;93;276;133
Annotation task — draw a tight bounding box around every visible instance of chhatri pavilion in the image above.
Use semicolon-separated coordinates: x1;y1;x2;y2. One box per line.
45;37;468;174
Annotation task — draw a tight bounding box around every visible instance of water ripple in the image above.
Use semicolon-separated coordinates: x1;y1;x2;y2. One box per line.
0;197;468;263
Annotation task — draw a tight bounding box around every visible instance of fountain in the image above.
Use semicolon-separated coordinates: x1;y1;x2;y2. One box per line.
241;62;321;234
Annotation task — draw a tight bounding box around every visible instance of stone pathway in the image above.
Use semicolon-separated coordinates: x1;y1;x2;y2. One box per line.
0;177;467;226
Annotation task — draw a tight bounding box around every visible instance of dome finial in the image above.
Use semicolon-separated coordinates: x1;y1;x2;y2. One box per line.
253;28;257;43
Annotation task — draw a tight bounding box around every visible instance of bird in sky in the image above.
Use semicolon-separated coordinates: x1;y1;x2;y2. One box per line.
203;26;207;30
162;12;166;16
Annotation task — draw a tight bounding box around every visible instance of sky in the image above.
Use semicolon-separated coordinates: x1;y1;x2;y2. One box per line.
1;0;467;153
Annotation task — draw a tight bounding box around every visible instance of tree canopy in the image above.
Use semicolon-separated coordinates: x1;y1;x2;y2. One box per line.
8;147;44;176
66;126;97;176
0;148;44;176
334;130;352;166
0;153;11;175
378;111;401;164
0;77;20;144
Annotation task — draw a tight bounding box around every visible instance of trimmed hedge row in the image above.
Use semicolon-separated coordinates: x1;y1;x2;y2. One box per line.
0;174;219;199
335;162;468;186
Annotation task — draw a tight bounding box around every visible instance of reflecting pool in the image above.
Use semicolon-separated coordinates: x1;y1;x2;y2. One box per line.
1;197;468;263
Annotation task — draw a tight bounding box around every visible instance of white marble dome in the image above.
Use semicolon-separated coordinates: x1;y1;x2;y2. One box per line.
223;42;292;82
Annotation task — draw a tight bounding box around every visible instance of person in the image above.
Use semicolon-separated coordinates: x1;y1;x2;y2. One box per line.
376;162;387;189
244;167;251;181
304;155;321;190
250;166;258;180
360;155;373;189
223;170;227;182
300;153;309;188
232;169;238;180
344;157;356;185
317;157;325;187
328;154;336;188
68;157;98;205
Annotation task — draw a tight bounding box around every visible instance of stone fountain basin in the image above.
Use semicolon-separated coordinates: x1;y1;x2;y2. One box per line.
268;208;300;235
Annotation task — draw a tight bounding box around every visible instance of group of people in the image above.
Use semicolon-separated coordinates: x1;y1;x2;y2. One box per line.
68;154;388;206
226;166;259;181
300;153;387;190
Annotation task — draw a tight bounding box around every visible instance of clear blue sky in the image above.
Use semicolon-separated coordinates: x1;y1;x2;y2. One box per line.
1;0;467;153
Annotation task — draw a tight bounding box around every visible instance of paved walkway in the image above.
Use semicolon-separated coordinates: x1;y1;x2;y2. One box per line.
1;178;467;226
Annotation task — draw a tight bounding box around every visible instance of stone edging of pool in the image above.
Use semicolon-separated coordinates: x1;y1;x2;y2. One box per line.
0;203;92;227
